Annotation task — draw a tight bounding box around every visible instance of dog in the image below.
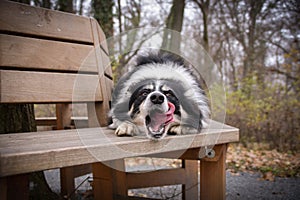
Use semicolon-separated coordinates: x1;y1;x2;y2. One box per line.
109;52;210;140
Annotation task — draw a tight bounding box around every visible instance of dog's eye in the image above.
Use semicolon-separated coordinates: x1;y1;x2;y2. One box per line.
164;90;173;97
140;89;150;96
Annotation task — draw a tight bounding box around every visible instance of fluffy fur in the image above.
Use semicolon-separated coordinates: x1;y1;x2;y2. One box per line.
109;52;210;140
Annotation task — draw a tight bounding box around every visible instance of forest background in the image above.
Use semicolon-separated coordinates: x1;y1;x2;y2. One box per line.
12;0;299;177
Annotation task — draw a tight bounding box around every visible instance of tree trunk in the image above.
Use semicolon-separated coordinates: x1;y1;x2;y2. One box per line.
42;0;52;9
193;0;210;53
0;104;58;199
78;0;84;15
0;104;36;134
56;0;74;13
92;0;114;38
161;0;185;53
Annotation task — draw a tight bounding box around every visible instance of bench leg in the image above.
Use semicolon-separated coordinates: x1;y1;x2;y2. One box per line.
182;160;199;200
92;160;127;200
0;174;29;200
0;177;7;200
200;144;227;200
60;167;75;198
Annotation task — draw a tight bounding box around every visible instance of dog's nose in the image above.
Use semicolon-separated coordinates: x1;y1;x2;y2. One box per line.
150;93;164;104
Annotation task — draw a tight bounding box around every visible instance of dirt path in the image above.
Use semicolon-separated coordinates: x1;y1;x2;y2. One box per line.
45;169;300;199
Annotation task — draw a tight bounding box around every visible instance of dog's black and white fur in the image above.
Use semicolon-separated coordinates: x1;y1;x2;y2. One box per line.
109;52;210;140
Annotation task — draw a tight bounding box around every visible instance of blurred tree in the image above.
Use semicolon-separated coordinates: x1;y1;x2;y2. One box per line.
12;0;30;3
32;0;52;9
192;0;211;53
112;0;161;81
0;104;36;134
92;0;114;37
42;0;51;9
220;0;260;83
161;0;185;52
56;0;74;13
78;0;85;15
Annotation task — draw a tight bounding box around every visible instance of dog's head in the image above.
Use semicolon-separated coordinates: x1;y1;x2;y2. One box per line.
110;52;210;140
128;82;181;139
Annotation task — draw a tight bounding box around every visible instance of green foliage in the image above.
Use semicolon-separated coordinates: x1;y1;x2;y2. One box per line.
92;0;114;37
226;75;300;152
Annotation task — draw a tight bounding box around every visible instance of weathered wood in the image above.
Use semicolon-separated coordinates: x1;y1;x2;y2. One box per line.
60;166;75;198
0;177;7;200
90;19;110;126
0;34;97;73
0;70;102;103
200;144;227;200
92;160;127;200
111;160;128;198
0;122;238;177
6;174;29;200
182;160;198;200
36;117;88;128
0;0;93;43
56;103;73;197
60;164;92;198
92;162;114;200
0;1;116;199
56;104;72;130
127;168;186;189
95;20;112;78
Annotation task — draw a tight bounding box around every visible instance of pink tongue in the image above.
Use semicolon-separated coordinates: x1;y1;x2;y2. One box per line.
149;102;175;132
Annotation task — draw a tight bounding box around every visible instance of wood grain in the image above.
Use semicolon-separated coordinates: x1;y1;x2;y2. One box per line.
127;168;186;189
95;18;113;78
200;144;227;200
0;34;97;73
0;70;102;103
88;19;111;126
0;1;93;43
0;122;238;177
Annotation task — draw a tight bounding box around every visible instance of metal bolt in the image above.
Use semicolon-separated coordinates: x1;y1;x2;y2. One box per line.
205;148;215;158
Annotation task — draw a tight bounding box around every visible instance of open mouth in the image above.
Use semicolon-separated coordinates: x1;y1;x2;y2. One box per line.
145;102;175;139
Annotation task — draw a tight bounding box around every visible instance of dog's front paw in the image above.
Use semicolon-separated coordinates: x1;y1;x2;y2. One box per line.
168;125;198;135
115;121;138;136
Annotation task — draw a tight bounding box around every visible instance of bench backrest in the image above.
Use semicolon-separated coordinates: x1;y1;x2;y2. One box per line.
0;0;113;127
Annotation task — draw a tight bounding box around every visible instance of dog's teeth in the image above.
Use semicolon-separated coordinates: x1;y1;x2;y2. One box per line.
159;127;164;133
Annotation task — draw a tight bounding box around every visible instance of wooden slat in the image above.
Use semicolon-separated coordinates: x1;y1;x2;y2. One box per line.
0;34;98;73
0;70;102;103
36;117;88;128
96;21;112;78
105;77;113;100
0;1;93;43
127;168;186;189
0;121;238;176
88;19;111;127
103;49;113;78
96;21;109;55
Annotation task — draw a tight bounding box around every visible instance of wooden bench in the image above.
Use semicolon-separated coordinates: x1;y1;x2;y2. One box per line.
0;1;239;199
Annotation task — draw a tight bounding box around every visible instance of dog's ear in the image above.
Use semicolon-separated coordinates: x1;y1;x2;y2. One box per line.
136;52;185;67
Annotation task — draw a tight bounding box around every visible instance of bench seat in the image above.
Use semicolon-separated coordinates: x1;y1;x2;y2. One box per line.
0;121;238;177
